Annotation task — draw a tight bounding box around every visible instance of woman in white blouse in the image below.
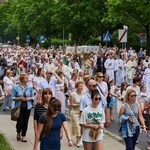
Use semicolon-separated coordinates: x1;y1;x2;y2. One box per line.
70;81;84;147
2;70;15;111
33;68;45;104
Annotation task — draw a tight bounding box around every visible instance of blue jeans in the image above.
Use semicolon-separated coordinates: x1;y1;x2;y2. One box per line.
124;126;140;150
3;95;11;109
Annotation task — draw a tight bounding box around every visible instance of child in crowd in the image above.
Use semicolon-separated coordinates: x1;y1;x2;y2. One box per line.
117;82;128;114
109;78;120;120
140;84;149;112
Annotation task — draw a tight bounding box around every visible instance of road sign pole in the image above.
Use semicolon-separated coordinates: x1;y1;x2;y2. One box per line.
125;42;126;49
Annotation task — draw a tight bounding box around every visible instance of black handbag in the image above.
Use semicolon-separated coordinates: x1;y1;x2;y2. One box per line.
11;107;20;121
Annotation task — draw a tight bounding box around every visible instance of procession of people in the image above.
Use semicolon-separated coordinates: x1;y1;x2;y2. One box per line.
0;44;150;150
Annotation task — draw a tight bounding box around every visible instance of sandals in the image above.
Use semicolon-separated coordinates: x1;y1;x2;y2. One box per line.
21;139;27;142
16;134;21;141
76;143;80;148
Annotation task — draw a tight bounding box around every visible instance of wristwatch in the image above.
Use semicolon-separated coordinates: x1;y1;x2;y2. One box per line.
68;139;73;142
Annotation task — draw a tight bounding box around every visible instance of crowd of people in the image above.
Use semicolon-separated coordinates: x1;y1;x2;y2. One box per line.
0;45;149;150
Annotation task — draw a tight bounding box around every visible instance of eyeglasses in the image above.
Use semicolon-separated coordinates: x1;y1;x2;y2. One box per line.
89;84;97;87
94;97;101;101
97;76;104;78
130;94;137;97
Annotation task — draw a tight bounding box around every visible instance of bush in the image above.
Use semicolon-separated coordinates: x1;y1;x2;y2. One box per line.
86;39;100;45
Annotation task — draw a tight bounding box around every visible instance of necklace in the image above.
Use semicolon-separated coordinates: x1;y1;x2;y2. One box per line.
129;103;134;109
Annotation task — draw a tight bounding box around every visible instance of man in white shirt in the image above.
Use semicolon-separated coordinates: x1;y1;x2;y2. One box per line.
104;53;115;80
39;70;62;96
44;57;55;73
143;56;150;68
6;55;13;69
126;56;137;85
115;54;124;86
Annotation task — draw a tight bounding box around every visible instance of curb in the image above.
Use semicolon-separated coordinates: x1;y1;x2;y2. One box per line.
104;128;142;150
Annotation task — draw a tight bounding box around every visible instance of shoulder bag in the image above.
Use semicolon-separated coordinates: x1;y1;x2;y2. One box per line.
126;102;142;132
11;106;20;121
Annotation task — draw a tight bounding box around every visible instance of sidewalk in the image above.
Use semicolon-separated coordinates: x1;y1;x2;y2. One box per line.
0;113;141;150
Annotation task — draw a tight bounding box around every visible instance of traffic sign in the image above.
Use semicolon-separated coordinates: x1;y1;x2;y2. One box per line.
26;35;30;42
103;33;111;42
139;33;144;38
118;29;127;43
140;37;144;43
16;36;20;41
40;35;45;43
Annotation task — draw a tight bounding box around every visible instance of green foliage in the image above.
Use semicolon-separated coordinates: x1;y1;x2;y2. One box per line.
103;0;150;51
86;39;100;45
51;38;74;46
0;0;150;50
0;133;12;150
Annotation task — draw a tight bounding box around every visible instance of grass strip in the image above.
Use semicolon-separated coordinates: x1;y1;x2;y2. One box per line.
0;133;12;150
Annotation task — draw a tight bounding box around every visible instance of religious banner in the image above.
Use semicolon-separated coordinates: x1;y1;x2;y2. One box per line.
66;46;99;54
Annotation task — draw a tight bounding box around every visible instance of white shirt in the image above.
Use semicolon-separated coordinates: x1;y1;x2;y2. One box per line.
6;57;13;66
80;105;105;142
3;76;14;91
33;76;45;89
39;77;57;96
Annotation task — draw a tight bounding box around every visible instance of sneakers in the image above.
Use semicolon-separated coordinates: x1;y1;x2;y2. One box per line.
7;106;10;110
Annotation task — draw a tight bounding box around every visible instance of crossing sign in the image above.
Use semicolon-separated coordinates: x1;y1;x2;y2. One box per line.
103;33;111;42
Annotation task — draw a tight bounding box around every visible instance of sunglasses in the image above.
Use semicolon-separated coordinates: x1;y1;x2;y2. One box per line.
97;76;104;78
94;97;101;101
47;73;52;75
130;94;137;97
89;84;97;87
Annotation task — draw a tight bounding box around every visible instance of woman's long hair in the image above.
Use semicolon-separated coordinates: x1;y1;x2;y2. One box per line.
40;88;53;106
43;99;61;137
124;89;136;103
120;82;127;95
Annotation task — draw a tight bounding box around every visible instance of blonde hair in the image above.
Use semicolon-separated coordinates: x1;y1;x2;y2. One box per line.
94;72;103;81
124;89;136;103
83;75;90;83
6;70;12;76
19;73;28;82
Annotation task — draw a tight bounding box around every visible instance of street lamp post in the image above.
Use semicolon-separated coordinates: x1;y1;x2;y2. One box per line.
63;25;64;49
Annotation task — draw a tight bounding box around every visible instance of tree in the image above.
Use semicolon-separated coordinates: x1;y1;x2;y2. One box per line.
55;0;107;43
103;0;150;53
